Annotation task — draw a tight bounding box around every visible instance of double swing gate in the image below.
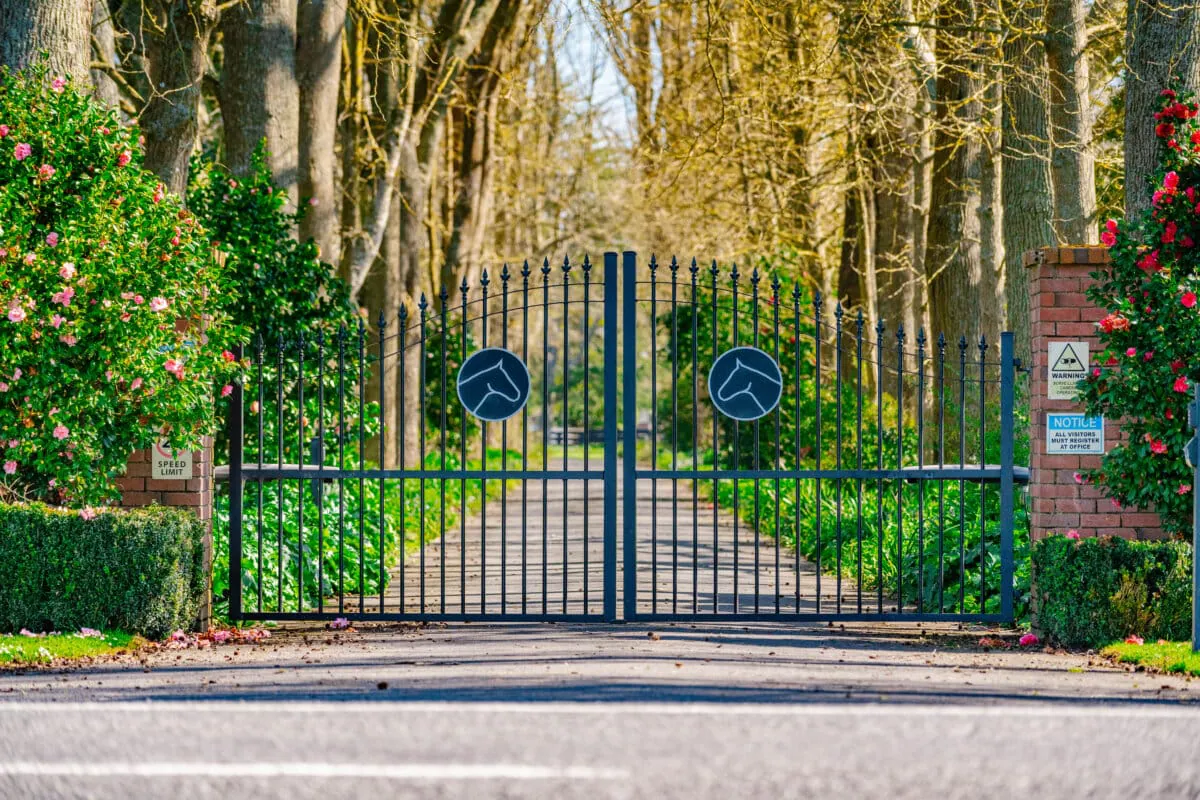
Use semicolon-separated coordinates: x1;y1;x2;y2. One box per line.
227;252;1023;624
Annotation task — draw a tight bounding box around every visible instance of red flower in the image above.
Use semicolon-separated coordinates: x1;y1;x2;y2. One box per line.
1164;171;1180;191
1163;221;1178;243
1150;439;1168;454
1179;484;1191;495
1175;376;1189;393
1183;291;1197;308
1125;347;1137;357
1138;250;1160;272
1172;359;1186;373
1157;122;1176;137
1144;351;1155;361
1106;355;1119;366
1101;231;1117;247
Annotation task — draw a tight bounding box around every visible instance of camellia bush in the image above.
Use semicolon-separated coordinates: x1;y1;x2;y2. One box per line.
1082;86;1200;535
0;64;237;508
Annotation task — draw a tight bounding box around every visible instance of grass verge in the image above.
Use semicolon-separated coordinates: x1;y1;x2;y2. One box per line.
0;630;138;666
1101;641;1200;677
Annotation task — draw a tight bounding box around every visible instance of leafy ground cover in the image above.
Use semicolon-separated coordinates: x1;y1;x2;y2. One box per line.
1102;640;1200;677
0;629;136;666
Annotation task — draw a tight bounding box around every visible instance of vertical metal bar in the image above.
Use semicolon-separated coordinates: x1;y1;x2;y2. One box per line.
480;271;490;614
855;311;864;614
357;319;366;613
561;256;570;614
751;268;761;614
522;263;531;614
297;332;305;613
813;292;823;612
501;265;511;615
978;334;989;611
731;264;740;614
710;261;720;612
1193;386;1200;652
255;334;264;615
377;317;386;614
937;333;947;615
999;331;1015;622
582;255;591;614
417;298;427;614
916;329;926;614
958;336;967;613
460;279;469;614
317;331;326;615
649;255;658;614
875;321;885;613
603;253;619;622
670;257;680;614
622;251;638;620
397;309;407;613
228;344;245;621
440;287;449;615
276;335;285;612
834;302;843;614
542;259;551;613
772;276;782;614
337;326;347;613
794;285;803;612
691;259;700;614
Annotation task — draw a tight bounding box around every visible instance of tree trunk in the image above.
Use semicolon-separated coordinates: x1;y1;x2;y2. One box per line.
297;0;345;262
219;0;299;201
0;0;90;83
1124;0;1200;215
1046;0;1096;241
90;0;121;108
979;74;1004;339
1001;0;1056;359
927;0;985;343
136;0;220;196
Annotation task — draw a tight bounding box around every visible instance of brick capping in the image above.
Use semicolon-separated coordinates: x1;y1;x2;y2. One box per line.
118;436;214;628
1025;246;1165;541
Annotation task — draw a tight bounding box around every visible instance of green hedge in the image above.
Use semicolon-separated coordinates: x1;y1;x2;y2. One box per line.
0;503;206;639
1032;535;1192;649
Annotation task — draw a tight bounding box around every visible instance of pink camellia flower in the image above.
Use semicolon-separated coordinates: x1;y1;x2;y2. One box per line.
120;292;134;300
1183;291;1197;308
59;263;75;280
170;235;181;247
119;312;131;322
22;252;34;266
1092;367;1101;378
3;460;15;475
1126;347;1137;357
1179;484;1191;495
329;617;351;630
45;232;58;247
133;295;144;305
1163;221;1178;244
50;314;64;329
1144;351;1155;361
13;142;31;161
52;424;69;441
8;440;17;448
37;164;55;181
50;77;65;93
1065;530;1080;540
1073;472;1083;484
211;630;233;644
1150;438;1168;454
221;384;233;398
130;377;143;390
0;384;8;393
7;307;25;323
152;184;165;204
1019;633;1040;647
222;350;236;362
149;296;169;312
59;333;76;346
0;124;8;138
309;197;319;206
1125;635;1145;646
164;359;184;378
78;628;103;638
1175;376;1189;393
52;286;75;306
1100;230;1116;247
79;507;96;521
117;150;131;167
13;368;21;380
170;630;188;643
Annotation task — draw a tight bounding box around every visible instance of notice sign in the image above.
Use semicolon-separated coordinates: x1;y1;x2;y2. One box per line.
1046;413;1104;454
1048;341;1088;400
152;440;192;479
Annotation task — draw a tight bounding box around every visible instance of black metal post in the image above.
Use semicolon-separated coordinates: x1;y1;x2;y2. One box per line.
999;331;1016;622
227;344;245;621
604;252;619;621
622;251;638;620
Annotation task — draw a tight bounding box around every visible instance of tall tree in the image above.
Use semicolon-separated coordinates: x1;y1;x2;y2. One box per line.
0;0;90;83
219;0;300;201
1001;0;1056;357
1124;0;1200;215
297;0;346;262
1046;0;1095;241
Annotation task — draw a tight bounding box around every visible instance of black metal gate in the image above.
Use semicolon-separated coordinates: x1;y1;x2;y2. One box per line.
225;251;1022;623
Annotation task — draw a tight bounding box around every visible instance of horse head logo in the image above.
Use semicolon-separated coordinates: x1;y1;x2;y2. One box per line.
457;348;530;421
709;347;783;421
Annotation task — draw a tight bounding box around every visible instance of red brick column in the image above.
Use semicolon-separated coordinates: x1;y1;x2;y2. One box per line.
117;437;214;627
1026;246;1164;541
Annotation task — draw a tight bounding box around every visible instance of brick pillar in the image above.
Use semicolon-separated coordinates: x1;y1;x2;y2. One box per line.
1026;246;1164;541
116;437;214;627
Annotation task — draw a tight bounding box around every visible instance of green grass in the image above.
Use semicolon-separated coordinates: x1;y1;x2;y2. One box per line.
1102;641;1200;676
0;630;136;666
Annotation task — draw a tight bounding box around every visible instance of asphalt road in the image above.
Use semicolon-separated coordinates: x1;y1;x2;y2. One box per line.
1;622;1198;798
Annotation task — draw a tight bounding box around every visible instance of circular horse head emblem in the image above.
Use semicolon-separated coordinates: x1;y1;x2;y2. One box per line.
456;347;531;422
707;346;783;421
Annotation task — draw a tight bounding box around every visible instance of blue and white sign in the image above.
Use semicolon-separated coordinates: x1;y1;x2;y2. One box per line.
707;346;784;422
456;347;531;422
1046;413;1104;454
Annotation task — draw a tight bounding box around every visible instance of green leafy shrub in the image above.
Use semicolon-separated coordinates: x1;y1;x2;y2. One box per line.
0;64;236;507
0;503;206;638
1032;534;1192;648
1080;86;1200;534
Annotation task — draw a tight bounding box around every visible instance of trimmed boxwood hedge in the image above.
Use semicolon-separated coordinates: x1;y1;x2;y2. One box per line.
1032;535;1192;649
0;503;206;639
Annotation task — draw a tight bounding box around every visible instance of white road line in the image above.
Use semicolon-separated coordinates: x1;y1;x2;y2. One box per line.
0;762;625;781
0;701;1197;719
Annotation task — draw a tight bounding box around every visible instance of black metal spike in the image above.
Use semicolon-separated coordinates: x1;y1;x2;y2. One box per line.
709;259;719;277
730;263;739;283
770;273;781;294
938;332;946;350
521;259;531;279
959;335;968;352
689;257;699;276
337;324;348;343
979;334;989;352
875;318;885;336
834;302;844;320
813;289;823;310
418;293;428;312
562;254;571;273
501;263;510;283
896;323;906;343
581;254;592;272
316;328;325;347
649;254;659;272
792;280;802;302
377;311;387;331
856;308;864;330
669;255;679;273
917;328;927;347
541;257;551;276
439;283;449;304
253;331;264;357
750;266;760;286
397;304;407;323
357;315;366;336
480;269;490;288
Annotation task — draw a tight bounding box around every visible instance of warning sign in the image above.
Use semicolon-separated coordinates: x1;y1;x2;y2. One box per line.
1046;413;1104;454
152;440;192;479
1048;341;1088;400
